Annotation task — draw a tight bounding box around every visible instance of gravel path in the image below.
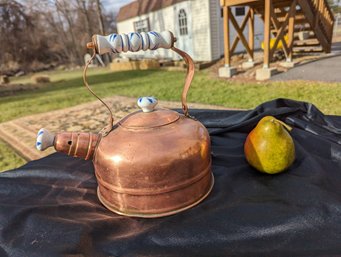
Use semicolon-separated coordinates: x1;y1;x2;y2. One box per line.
0;96;231;161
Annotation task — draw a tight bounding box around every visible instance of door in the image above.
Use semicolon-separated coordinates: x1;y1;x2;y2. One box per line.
176;8;194;58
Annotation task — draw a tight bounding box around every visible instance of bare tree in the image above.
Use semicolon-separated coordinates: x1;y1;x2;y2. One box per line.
0;0;117;74
55;0;83;65
76;0;93;37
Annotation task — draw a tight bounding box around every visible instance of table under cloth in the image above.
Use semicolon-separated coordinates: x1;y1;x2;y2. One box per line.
0;99;341;257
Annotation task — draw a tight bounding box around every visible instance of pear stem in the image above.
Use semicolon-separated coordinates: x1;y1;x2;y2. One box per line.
275;119;293;132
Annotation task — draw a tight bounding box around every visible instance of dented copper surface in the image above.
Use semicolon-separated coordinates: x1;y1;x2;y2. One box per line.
93;110;213;217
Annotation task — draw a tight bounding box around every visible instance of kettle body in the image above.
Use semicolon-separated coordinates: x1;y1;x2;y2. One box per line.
36;31;214;218
94;109;213;217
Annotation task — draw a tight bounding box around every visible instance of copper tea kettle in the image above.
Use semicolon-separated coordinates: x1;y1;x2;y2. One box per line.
36;31;214;218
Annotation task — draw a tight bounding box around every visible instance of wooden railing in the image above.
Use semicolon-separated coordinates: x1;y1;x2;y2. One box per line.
297;0;335;52
308;0;335;43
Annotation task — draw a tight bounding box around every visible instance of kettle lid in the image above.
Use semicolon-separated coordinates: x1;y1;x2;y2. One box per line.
119;97;180;129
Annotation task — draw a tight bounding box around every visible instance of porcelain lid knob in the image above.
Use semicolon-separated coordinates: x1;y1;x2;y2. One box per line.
137;97;158;113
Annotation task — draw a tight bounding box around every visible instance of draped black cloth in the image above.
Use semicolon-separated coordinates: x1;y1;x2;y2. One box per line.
1;99;341;257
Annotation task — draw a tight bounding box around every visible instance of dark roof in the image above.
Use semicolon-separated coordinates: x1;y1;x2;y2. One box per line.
116;0;187;22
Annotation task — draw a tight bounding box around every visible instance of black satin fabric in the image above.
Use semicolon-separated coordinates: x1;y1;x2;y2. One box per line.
1;99;341;257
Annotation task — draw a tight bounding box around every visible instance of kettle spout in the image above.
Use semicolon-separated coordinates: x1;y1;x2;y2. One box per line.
36;128;100;160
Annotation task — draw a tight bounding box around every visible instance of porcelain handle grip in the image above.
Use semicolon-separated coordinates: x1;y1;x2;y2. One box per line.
89;31;175;55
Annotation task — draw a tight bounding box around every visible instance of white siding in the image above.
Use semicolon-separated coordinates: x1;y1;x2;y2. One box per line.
190;0;211;61
117;2;195;60
117;4;179;60
209;0;222;60
116;0;264;62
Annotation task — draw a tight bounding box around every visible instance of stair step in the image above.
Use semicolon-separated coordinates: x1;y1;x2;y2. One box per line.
293;46;323;52
274;9;304;15
274;12;305;18
254;0;333;54
279;15;307;23
294;39;320;47
297;0;332;53
271;27;313;33
294;31;316;40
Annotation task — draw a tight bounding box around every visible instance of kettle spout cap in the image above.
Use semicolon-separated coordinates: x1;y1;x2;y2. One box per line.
36;128;55;151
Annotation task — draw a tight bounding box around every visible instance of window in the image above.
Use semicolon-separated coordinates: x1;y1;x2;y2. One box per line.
235;7;245;16
133;18;150;33
178;9;188;35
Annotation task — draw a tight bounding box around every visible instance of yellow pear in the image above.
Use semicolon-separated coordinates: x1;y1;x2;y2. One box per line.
244;116;295;174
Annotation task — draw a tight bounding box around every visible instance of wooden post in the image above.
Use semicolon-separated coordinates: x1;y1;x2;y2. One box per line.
249;7;254;61
230;9;251;55
230;13;253;58
223;6;231;67
263;0;271;68
314;0;320;29
287;0;297;62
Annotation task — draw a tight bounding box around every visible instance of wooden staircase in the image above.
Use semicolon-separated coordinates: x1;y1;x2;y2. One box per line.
219;0;335;79
254;0;335;54
297;0;334;52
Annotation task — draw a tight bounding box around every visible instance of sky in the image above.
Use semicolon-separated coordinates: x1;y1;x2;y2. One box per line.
102;0;135;12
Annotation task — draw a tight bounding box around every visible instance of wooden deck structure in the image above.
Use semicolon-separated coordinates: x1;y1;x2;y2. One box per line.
219;0;335;80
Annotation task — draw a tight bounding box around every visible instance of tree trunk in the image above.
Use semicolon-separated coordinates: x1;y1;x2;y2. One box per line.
77;0;93;37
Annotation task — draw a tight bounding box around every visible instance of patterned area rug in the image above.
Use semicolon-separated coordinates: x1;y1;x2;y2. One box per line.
0;96;232;161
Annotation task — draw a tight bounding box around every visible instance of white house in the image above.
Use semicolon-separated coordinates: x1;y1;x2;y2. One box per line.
116;0;264;62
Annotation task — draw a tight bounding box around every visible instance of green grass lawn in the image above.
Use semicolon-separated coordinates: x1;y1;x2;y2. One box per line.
1;67;341;171
0;140;26;172
3;67;341;124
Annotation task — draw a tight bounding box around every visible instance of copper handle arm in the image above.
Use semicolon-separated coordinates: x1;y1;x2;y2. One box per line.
171;46;194;117
84;31;195;135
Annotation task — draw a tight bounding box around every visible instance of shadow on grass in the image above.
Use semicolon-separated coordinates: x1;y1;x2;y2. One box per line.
1;70;167;102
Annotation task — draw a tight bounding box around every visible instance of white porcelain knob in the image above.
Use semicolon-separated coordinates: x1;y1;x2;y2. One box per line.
36;128;55;151
137;97;158;113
